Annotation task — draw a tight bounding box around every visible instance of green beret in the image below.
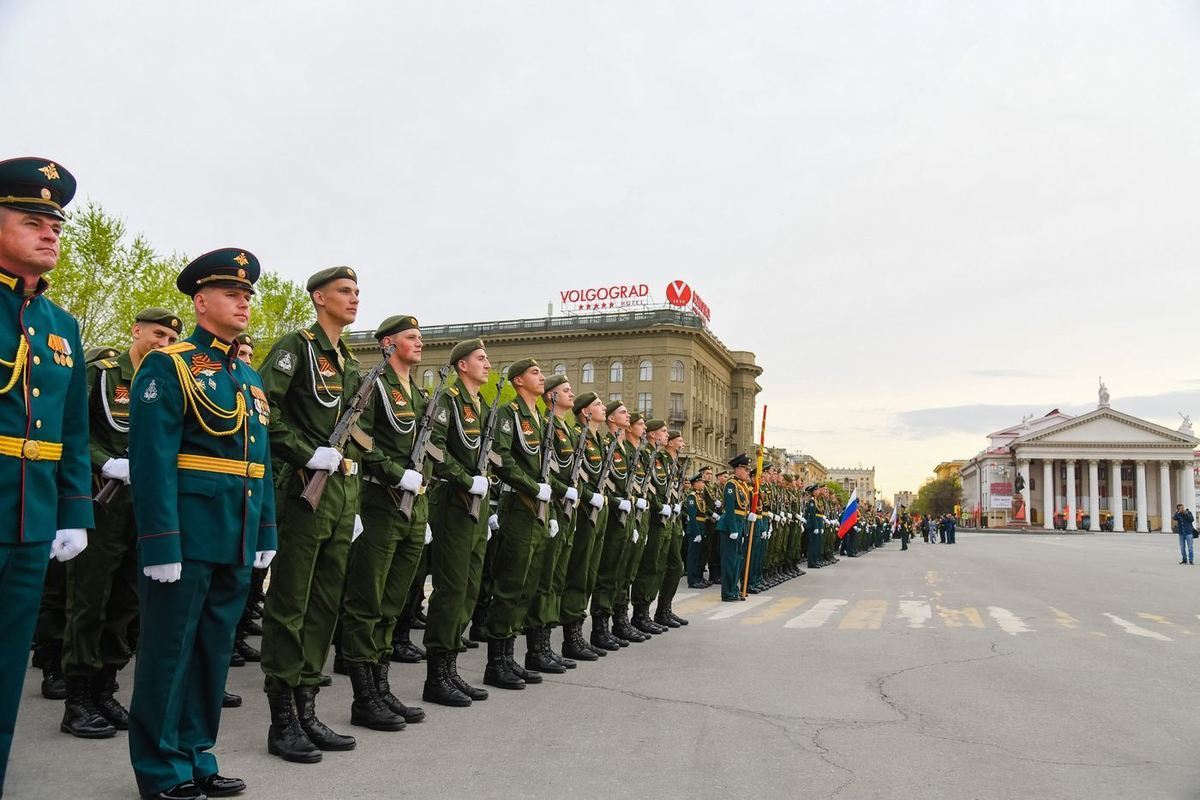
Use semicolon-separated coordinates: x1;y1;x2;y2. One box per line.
135;307;183;332
627;412;643;426
604;400;625;416
543;374;569;394
449;338;485;366
306;265;358;293
176;248;260;296
375;314;420;340
84;346;120;363
506;358;539;382
645;418;666;432
667;429;683;440
0;157;76;221
572;392;599;416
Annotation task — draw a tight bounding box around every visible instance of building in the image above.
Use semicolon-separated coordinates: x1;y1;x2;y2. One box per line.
958;384;1199;531
933;460;966;482
894;490;915;511
828;466;876;506
346;307;763;471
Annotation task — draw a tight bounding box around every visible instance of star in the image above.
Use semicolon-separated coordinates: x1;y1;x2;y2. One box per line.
233;252;249;266
38;163;60;180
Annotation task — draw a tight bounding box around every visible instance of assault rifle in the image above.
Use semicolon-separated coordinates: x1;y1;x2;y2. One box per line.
94;450;128;507
467;376;507;522
536;392;560;525
590;433;622;525
561;411;591;521
396;364;451;520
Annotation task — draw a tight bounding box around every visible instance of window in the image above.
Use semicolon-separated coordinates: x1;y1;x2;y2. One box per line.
608;393;622;404
669;393;684;418
610;361;623;382
553;363;566;376
731;392;739;409
671;360;685;382
730;417;738;433
581;362;594;383
639;359;653;381
422;369;434;387
637;392;652;416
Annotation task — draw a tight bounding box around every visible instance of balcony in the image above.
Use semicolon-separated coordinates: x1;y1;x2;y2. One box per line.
668;410;687;425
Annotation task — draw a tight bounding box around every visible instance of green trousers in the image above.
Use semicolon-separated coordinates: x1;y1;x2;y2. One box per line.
480;493;546;641
631;512;670;606
591;504;633;616
424;483;487;655
657;520;684;607
0;540;51;795
129;561;250;798
35;556;66;646
340;483;426;663
615;510;649;610
560;505;606;625
63;497;138;676
261;470;357;693
718;530;743;600
528;506;575;629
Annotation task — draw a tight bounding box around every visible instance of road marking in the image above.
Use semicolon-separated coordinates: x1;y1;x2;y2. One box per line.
988;606;1032;635
673;594;723;614
1090;631;1108;637
784;599;848;629
839;599;888;630
896;600;932;628
1137;613;1175;626
1049;607;1078;629
938;606;984;628
742;597;808;625
708;595;771;620
925;571;939;587
1104;613;1172;641
673;592;699;603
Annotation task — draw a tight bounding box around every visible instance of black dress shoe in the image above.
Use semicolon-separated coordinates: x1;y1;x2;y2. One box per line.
228;649;245;668
195;773;246;797
242;619;263;636
143;780;207;799
222;691;241;708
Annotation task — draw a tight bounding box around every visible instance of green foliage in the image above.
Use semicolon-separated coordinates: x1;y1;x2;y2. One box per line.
823;481;850;507
248;272;315;368
911;477;962;517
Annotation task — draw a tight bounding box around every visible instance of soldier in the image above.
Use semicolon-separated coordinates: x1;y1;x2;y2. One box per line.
717;455;754;601
59;307;181;741
609;413;650;645
0;157;92;796
684;473;709;588
805;487;822;570
652;429;688;628
338;315;430;730
589;401;635;651
231;332;265;671
422;338;493;707
706;469;727;584
259;266;363;763
127;249;276;800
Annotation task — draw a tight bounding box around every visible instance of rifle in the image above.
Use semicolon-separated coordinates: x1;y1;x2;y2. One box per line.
94;451;127;507
467;376;507;522
669;455;691;511
535;392;560;525
619;436;649;526
589;431;622;525
301;342;396;511
396;364;451;520
561;411;591;521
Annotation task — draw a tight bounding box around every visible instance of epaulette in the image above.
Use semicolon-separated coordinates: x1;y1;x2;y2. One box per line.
96;359;118;369
509;402;519;411
572;424;581;434
299;329;315;341
158;342;196;355
447;386;460;397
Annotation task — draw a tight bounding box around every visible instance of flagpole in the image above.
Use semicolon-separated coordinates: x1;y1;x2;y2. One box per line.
741;405;768;599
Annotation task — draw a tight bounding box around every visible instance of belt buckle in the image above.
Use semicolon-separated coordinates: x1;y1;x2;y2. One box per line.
22;440;41;460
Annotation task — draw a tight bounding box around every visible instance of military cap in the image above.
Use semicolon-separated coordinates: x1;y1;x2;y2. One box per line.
729;453;751;469
690;473;706;484
306;266;357;293
375;314;419;340
716;469;730;478
176;248;260;296
667;429;683;440
135;307;183;332
0;157;76;220
645;418;666;433
627;412;643;426
234;333;254;348
506;358;539;382
543;374;569;394
572;391;599;416
604;399;625;416
85;346;120;363
448;338;484;366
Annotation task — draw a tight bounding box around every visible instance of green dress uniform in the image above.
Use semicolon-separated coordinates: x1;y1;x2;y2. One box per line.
610;440;648;638
717;476;751;601
558;413;608;659
632;445;672;625
127;253;275;798
654;450;687;622
590;433;634;647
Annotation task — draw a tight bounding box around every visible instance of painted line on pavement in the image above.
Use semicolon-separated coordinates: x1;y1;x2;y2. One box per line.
988;606;1032;635
784;599;848;629
1049;607;1078;629
896;600;932;628
742;596;808;625
839;599;888;630
1104;613;1172;641
938;606;984;628
708;595;771;620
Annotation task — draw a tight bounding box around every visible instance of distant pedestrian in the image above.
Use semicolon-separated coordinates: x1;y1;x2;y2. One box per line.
1172;504;1194;565
943;514;956;545
920;517;930;543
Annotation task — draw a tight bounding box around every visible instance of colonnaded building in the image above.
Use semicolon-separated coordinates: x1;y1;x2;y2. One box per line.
959;383;1199;532
348;305;763;472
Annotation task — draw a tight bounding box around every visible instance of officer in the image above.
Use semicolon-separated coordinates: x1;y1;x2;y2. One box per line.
338;314;429;730
60;307;181;740
899;507;911;550
0;157;93;796
684;473;709;588
127;248;276;800
231;332;265;670
652;429;688;628
259;266;362;762
422;338;492;707
707;469;727;583
589;401;634;651
717;455;754;601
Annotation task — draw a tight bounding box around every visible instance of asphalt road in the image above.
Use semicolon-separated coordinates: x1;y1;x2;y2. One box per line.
9;531;1199;800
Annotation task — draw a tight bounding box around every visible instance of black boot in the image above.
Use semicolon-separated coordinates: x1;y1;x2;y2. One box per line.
347;663;405;731
294;686;356;751
561;621;599;661
446;650;488;701
632;605;660;635
39;640;66;700
233;636;260;663
92;665;129;730
590;614;620;651
266;691;321;763
654;606;681;629
524;629;564;674
61;675;117;738
612;607;644;643
543;627;575;669
229;648;245;667
422;652;472;707
373;660;425;723
505;637;542;684
667;603;689;626
483;640;525;690
223;690;242;708
391;626;425;663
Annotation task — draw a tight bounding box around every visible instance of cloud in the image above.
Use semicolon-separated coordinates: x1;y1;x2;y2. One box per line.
967;369;1052;379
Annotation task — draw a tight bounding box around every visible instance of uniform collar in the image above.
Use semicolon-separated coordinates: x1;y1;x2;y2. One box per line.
189;325;234;360
117;349;136;380
0;263;48;296
309;322;355;363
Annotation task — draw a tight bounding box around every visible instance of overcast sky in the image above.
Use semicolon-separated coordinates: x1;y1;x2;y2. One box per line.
6;1;1199;494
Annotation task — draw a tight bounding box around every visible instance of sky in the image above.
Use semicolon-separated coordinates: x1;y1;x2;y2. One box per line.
6;1;1200;495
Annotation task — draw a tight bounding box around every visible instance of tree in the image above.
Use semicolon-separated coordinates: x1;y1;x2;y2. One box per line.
823;481;850;508
912;478;962;517
246;272;315;368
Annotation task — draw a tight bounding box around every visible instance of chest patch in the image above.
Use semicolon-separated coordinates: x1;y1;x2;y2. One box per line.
391;389;408;407
317;356;337;379
190;353;223;377
520;420;534;436
113;384;130;405
463;404;477;424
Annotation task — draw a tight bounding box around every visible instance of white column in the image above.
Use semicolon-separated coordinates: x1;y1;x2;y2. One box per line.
1186;461;1198;515
1088;460;1100;531
1065;460;1077;530
1042;459;1054;530
1160;460;1173;532
1135;460;1148;532
1111;459;1124;532
1018;459;1031;524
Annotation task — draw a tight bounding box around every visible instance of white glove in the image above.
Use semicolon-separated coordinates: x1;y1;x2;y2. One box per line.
564;487;579;503
589;494;604;509
693;535;702;543
760;530;768;540
51;529;88;562
536;483;552;502
674;503;682;515
306;446;343;473
549;519;560;538
352;514;364;542
660;504;671;517
747;512;757;523
254;550;276;569
469;475;489;496
711;513;720;521
424;524;433;544
715;500;723;509
632;529;640;543
729;531;738;540
488;513;500;532
397;469;423;492
101;457;131;485
636;498;648;511
618;499;632;513
144;562;182;583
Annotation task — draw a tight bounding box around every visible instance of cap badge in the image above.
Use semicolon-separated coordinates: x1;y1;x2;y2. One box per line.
233;252;249;267
38;163;60;180
39;188;51;200
237;268;247;278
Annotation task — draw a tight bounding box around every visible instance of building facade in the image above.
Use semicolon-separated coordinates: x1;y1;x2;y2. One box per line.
347;308;763;471
894;490;915;511
828;466;877;506
933;460;966;482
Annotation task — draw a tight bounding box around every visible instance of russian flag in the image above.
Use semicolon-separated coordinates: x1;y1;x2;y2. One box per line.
837;489;859;539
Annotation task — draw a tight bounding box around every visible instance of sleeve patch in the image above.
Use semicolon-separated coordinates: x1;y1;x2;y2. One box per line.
274;351;297;374
141;378;161;404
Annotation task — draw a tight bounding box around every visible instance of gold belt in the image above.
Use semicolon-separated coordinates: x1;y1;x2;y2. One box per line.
0;434;62;461
177;453;265;479
734;510;747;517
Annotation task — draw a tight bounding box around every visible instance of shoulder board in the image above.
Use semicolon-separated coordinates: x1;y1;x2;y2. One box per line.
447;386;460;397
96;358;118;369
508;402;519;411
299;329;315;341
572;425;582;434
159;342;196;355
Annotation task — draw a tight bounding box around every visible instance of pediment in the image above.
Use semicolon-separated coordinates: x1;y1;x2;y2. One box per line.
1013;408;1197;447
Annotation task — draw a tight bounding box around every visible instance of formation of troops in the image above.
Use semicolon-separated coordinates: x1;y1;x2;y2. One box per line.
0;156;897;800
